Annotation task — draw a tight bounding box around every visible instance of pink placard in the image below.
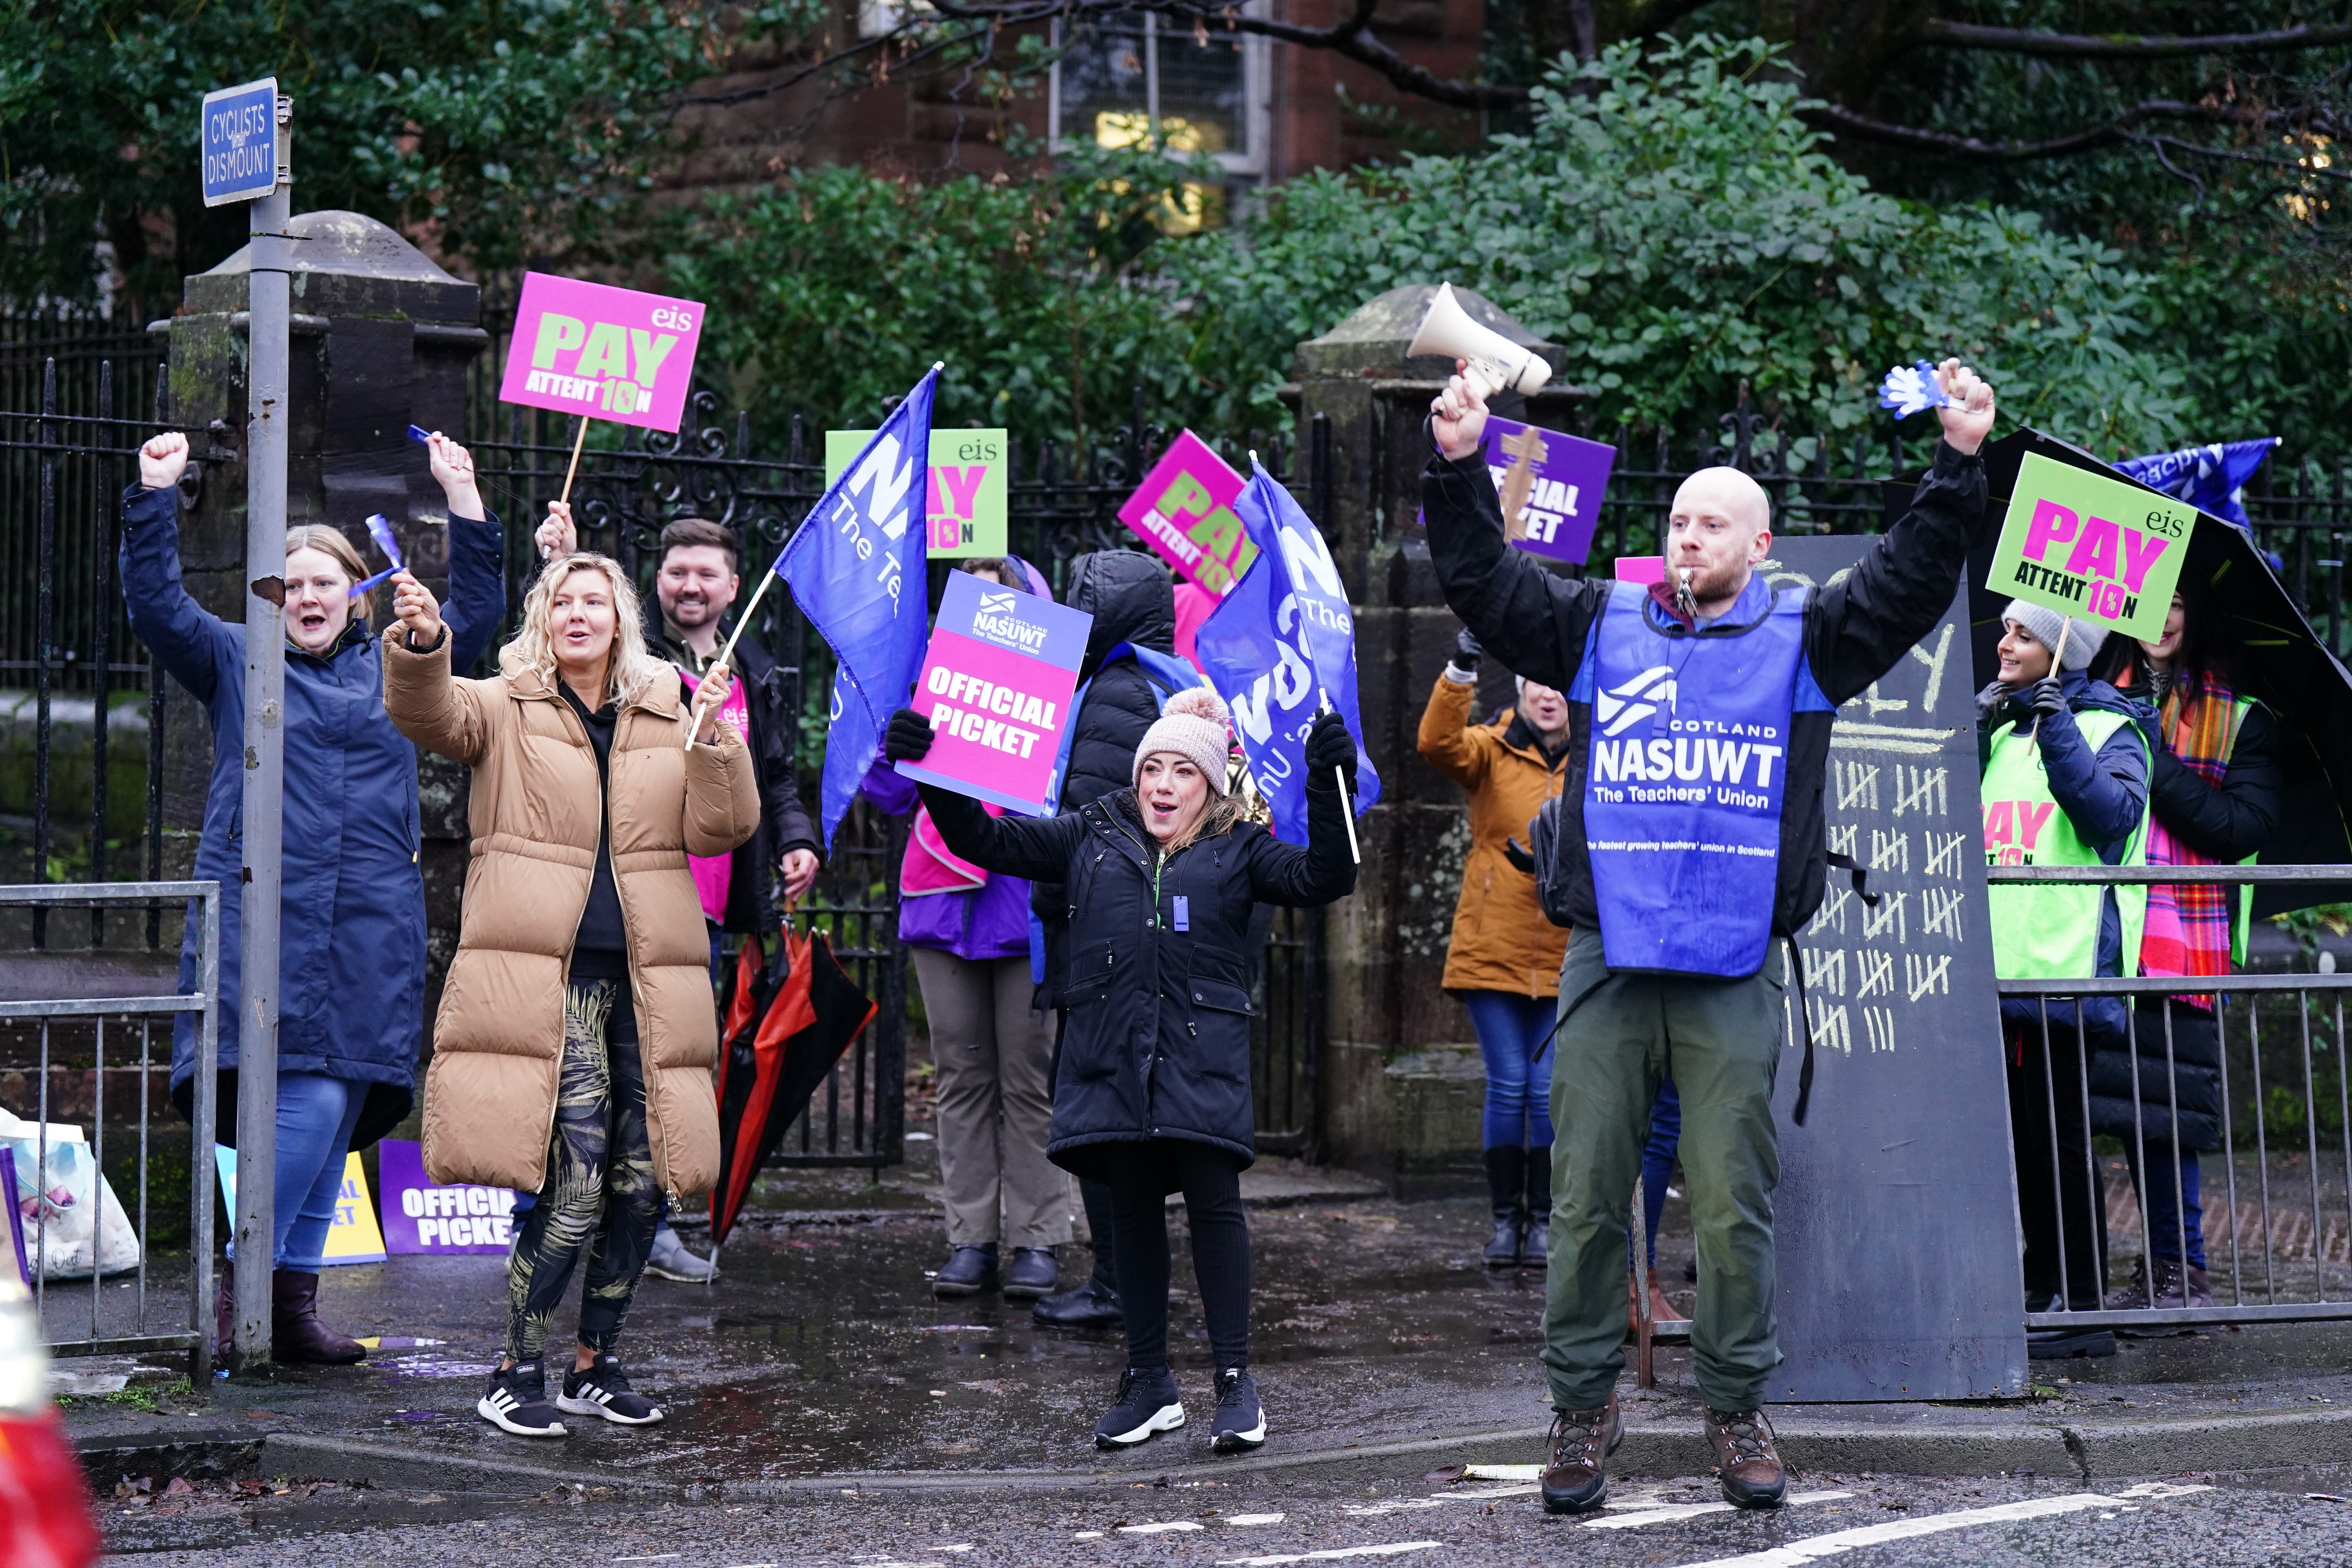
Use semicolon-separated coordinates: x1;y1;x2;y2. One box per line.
898;572;1093;815
497;270;707;434
1117;431;1261;597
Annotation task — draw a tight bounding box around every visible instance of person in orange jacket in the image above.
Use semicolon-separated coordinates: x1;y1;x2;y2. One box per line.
1419;630;1572;1268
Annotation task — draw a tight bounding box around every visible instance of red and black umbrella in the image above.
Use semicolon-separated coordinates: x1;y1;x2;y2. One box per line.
710;926;878;1247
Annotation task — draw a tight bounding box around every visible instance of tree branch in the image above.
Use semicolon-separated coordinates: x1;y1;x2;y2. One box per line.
1919;20;2352;61
1802;97;2342;161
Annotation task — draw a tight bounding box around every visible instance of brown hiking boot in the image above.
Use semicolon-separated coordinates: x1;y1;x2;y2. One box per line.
1704;1406;1786;1508
1539;1395;1623;1514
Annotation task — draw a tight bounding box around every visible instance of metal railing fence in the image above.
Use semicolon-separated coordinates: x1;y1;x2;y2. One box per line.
1989;863;2352;1332
0;882;217;1378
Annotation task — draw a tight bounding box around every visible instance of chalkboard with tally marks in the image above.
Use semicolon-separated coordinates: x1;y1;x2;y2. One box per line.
1759;537;2025;1402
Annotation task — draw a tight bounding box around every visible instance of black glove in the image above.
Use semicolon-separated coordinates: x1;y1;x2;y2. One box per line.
1503;837;1534;874
1452;628;1483;671
2030;675;2067;719
1975;680;2013;725
1304;710;1357;779
884;707;935;764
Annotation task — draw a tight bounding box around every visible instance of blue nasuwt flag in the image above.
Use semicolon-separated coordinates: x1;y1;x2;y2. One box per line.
2114;438;2279;533
1194;459;1380;846
775;367;938;848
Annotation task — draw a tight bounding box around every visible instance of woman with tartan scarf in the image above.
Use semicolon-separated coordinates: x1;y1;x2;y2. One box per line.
2092;584;2283;1312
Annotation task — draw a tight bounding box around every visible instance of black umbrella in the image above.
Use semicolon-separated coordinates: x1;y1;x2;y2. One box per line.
1885;426;2352;914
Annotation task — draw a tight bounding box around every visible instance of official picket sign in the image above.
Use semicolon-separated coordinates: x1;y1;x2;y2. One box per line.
376;1139;517;1256
900;570;1092;813
1119;432;1261;596
1479;415;1616;563
824;428;1009;557
199;77;279;207
496;271;707;434
1986;452;2196;642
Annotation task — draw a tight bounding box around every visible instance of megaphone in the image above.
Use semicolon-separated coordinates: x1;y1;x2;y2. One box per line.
1407;282;1552;399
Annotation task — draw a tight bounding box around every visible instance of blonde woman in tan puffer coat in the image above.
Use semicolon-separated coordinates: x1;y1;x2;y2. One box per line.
384;552;757;1440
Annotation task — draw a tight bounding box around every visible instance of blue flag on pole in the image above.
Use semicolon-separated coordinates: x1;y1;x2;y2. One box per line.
774;367;938;848
1194;459;1380;845
2113;438;2279;533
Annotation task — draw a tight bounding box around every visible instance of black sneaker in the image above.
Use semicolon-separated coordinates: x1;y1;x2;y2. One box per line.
478;1362;567;1438
1210;1367;1266;1454
557;1354;664;1425
1093;1366;1185;1450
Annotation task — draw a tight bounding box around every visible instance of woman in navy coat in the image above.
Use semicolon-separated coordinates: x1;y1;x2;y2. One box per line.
885;689;1357;1458
122;430;506;1362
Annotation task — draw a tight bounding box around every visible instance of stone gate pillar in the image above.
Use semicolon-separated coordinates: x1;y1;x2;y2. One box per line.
1288;285;1575;1192
158;211;489;1063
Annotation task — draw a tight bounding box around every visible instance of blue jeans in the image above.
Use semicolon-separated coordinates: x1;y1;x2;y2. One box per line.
272;1073;367;1271
1464;991;1555;1149
2128;1142;2206;1268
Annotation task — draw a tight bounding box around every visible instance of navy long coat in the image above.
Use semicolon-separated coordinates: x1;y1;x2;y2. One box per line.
118;485;505;1149
919;780;1355;1177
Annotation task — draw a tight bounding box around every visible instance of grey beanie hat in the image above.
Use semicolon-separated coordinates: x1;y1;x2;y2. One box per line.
2002;599;2105;673
1132;686;1233;796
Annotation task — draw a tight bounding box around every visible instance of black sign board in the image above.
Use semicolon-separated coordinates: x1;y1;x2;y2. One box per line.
1762;537;2026;1401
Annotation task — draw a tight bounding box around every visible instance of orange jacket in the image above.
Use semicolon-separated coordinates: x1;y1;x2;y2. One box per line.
1416;674;1570;998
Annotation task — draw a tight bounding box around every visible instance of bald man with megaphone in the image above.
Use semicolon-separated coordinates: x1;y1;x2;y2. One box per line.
1421;356;1996;1514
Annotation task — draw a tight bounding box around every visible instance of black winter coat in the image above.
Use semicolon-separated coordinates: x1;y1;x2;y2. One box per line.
2084;687;2281;1150
922;778;1356;1176
1425;434;1987;947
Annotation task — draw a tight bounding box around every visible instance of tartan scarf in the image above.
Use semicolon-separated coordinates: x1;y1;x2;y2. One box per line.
2139;674;2244;1007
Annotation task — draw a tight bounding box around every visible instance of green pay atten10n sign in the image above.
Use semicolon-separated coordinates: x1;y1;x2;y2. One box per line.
826;429;1008;558
1986;452;2199;643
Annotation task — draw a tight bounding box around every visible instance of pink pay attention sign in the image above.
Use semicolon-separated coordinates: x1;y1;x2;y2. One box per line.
497;271;707;434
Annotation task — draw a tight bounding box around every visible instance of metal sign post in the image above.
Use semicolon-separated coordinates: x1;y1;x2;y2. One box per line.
203;75;291;1374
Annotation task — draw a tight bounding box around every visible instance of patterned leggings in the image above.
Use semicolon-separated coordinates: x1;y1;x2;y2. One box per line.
503;976;663;1363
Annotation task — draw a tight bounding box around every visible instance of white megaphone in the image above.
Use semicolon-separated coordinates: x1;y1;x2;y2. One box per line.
1407;282;1552;399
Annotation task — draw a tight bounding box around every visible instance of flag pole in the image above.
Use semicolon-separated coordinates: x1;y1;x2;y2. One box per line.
2023;618;2071;758
1319;690;1361;866
682;571;782;750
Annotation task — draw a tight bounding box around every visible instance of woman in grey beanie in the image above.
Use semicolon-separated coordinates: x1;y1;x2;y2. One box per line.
882;690;1360;1457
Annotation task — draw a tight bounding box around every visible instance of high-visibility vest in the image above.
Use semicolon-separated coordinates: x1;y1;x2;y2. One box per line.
1982;708;2151;981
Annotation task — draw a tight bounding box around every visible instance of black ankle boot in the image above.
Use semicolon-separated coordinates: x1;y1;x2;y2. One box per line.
1523;1143;1553;1268
1483;1145;1527;1268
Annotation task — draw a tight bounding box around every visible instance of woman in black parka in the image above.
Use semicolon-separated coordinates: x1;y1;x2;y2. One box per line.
885;690;1358;1456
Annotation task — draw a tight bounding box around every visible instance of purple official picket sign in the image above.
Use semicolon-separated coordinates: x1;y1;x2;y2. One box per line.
899;570;1093;815
376;1138;517;1256
496;271;707;435
1478;416;1616;563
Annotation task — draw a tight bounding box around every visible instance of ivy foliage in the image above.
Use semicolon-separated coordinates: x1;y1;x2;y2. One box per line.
675;37;2203;459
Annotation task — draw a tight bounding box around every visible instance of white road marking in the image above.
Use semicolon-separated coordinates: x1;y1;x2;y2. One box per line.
1120;1521;1205;1534
1226;1514;1288;1525
1345;1484;1541;1517
1218;1544;1441;1567
1073;1531;1105;1540
612;1558;682;1564
1586;1491;1852;1530
1670;1483;2212;1567
1463;1465;1539;1482
928;1550;974;1556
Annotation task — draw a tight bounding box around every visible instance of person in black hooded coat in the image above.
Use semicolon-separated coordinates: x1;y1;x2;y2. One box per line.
884;691;1358;1456
1028;550;1180;1328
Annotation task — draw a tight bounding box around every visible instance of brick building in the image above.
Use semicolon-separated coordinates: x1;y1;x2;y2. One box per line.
669;0;1487;202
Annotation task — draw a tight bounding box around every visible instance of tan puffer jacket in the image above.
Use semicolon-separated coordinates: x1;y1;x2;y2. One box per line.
1417;673;1570;998
381;628;759;1200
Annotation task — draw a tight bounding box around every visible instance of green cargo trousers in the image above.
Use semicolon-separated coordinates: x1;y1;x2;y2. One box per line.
1541;928;1788;1412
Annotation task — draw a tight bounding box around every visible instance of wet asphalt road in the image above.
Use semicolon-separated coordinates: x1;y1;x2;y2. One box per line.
103;1461;2352;1566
